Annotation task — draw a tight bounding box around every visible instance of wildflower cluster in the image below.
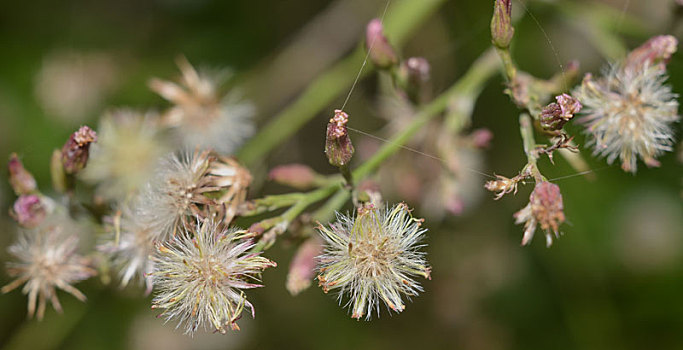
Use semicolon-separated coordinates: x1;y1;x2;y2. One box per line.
1;2;681;340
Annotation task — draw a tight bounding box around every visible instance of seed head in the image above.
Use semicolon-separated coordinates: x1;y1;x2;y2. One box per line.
149;220;276;335
80;110;167;200
514;181;565;247
99;204;156;293
316;203;431;320
2;226;96;320
149;57;254;154
138;150;252;240
573;37;680;173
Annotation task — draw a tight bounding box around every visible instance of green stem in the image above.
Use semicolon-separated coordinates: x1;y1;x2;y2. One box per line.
251;184;340;252
519;113;545;182
237;0;447;167
495;47;517;82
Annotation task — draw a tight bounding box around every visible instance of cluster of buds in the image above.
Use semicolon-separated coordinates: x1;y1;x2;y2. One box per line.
365;19;432;105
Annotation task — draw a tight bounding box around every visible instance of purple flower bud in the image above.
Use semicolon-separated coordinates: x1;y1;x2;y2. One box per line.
10;195;46;228
325;110;355;168
365;19;398;69
268;164;319;190
61;125;97;174
8;153;37;195
491;0;514;49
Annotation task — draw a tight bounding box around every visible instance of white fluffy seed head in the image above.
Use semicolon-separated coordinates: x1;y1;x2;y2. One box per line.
2;224;96;320
574;64;680;173
316;203;431;320
80;110;167;200
150;58;254;155
99;204;156;293
149;219;276;335
138;151;212;241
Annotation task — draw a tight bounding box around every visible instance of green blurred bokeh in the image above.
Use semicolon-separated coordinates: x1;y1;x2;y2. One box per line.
0;0;682;349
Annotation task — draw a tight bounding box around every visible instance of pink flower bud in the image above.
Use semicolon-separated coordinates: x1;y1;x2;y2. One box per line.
10;195;46;228
268;164;318;190
8;153;37;195
286;237;322;296
365;19;398;69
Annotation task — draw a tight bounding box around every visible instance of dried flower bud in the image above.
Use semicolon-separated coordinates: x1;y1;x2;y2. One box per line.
8;153;37;195
624;35;678;72
491;0;514;49
540;93;582;131
325;109;355;168
286;237;323;296
485;174;519;200
365;19;398;69
514;181;565;247
268;164;319;190
10;195;47;228
61;126;97;174
397;57;431;104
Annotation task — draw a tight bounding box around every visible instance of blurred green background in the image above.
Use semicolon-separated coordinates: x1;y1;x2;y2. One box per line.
0;0;682;349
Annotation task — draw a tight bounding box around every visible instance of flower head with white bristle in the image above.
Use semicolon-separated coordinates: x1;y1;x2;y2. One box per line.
316;203;431;320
